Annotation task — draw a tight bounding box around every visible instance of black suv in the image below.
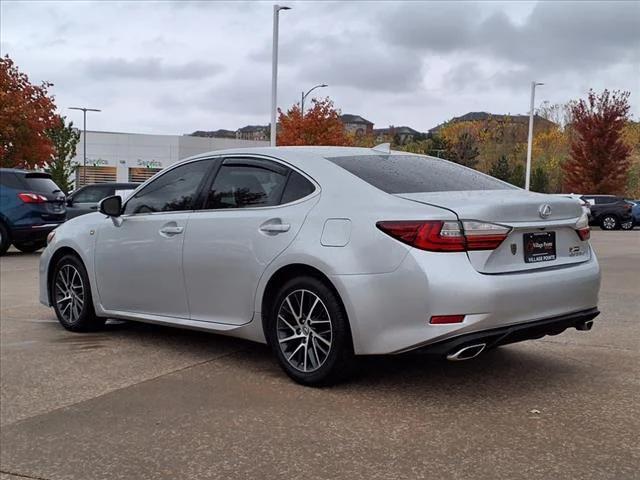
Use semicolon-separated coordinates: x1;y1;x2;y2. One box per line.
581;195;634;230
66;182;139;219
0;169;66;255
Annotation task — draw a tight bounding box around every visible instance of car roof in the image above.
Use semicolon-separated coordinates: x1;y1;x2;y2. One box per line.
0;168;36;174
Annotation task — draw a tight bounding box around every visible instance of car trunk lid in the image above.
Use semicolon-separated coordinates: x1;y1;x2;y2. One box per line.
396;190;591;274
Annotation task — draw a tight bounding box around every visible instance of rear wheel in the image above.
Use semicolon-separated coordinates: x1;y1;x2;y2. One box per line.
14;241;46;253
266;276;353;386
52;254;105;332
620;220;634;230
0;223;10;256
600;215;618;230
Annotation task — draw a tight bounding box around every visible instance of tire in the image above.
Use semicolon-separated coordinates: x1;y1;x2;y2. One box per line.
0;223;10;256
600;215;618;230
51;254;105;332
620;220;634;230
14;241;46;253
266;276;354;386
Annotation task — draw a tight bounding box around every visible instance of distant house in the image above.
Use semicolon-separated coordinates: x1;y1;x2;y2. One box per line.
340;114;374;136
236;125;270;141
190;129;237;139
373;126;422;144
428;111;556;138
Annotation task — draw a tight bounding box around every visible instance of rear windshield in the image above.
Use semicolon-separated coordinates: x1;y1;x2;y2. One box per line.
23;175;62;194
326;154;514;194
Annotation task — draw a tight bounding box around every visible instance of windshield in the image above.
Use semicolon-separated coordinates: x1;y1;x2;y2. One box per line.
326;154;515;194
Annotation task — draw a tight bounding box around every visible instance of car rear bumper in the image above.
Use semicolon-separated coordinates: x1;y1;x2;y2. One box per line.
332;247;601;355
10;223;63;244
409;307;599;357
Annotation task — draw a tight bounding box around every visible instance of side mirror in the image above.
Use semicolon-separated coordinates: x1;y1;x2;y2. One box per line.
98;195;122;217
66;197;73;207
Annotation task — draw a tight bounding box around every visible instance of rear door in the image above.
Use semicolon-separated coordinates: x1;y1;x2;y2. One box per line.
182;157;318;325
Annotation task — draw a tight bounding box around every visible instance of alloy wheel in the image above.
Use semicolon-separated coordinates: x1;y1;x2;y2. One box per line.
602;216;616;230
54;264;85;324
276;289;333;373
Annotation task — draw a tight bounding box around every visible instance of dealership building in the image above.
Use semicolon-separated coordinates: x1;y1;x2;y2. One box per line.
71;131;267;186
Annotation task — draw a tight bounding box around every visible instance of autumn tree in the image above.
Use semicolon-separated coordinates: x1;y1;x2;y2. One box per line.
1;55;59;168
277;97;352;146
489;155;511;182
563;89;632;194
439;121;482;168
46;116;80;193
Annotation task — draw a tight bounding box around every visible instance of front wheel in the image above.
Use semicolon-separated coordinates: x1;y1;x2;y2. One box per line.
267;276;354;386
600;215;618;230
52;255;105;332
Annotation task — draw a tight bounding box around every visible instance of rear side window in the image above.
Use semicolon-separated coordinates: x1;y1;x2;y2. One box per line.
23;174;62;194
281;171;315;204
0;172;25;189
205;162;288;209
326;155;514;194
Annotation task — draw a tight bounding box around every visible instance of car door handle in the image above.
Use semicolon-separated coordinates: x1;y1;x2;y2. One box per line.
260;223;290;233
159;226;184;236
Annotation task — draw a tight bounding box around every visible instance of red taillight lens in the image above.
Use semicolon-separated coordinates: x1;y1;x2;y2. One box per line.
376;220;510;252
430;315;465;324
18;192;47;204
576;227;590;241
377;220;466;252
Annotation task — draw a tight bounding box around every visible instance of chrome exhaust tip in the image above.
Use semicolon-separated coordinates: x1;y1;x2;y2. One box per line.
576;320;594;331
446;343;486;361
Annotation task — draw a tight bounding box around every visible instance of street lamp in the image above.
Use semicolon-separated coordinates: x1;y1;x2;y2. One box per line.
301;84;328;117
525;81;544;191
69;106;101;187
271;4;291;147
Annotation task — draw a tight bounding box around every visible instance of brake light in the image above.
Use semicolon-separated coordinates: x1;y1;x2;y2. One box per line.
575;212;590;241
430;315;465;324
376;220;510;252
18;192;47;204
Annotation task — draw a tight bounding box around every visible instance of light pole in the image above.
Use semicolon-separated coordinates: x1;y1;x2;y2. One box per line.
69;106;101;187
301;84;328;117
271;4;291;147
525;81;543;191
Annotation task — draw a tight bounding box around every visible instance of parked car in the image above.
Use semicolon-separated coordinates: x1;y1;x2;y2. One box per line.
66;182;140;219
40;147;601;385
0;169;66;255
580;195;634;230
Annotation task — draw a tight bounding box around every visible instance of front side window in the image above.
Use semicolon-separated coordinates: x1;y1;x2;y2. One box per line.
73;185;112;203
205;160;289;209
326;154;514;194
124;160;210;214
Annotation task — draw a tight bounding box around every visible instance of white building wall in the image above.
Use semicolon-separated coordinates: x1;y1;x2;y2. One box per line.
71;131;268;183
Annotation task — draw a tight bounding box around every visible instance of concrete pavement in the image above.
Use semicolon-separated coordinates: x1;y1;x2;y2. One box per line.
1;230;639;479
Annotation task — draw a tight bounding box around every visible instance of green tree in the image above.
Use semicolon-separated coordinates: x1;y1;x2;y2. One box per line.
531;165;550;193
489;155;511;181
510;163;526;188
46;116;80;193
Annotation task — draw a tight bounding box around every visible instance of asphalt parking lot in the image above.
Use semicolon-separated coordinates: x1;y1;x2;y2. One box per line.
0;230;638;480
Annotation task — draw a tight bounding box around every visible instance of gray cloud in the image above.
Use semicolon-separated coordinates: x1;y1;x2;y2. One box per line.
85;57;224;81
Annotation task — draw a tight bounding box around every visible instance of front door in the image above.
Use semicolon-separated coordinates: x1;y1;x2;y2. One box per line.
183;157;318;325
94;159;212;318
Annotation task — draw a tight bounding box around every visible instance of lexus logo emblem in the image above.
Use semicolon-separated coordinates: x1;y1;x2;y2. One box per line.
538;204;552;219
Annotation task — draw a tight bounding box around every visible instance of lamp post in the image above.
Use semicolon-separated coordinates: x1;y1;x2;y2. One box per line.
271;4;291;147
525;81;544;191
69;106;101;187
301;84;328;117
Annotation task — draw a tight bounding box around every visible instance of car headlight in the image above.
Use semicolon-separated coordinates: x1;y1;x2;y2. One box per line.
47;230;56;245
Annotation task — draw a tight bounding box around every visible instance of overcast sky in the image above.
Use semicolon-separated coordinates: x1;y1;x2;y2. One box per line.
2;1;639;135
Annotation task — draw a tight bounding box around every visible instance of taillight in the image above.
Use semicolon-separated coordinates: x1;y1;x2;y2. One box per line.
376;220;510;252
18;192;47;204
430;315;465;324
575;212;590;241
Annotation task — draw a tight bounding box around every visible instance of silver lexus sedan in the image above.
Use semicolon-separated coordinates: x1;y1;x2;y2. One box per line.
40;146;601;385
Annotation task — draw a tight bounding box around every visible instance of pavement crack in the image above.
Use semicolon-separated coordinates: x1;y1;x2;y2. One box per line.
0;469;51;480
1;347;248;429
